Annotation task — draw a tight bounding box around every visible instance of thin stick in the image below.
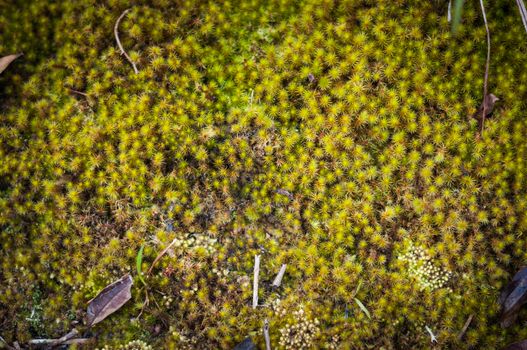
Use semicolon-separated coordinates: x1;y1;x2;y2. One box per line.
457;314;474;340
263;318;272;350
479;0;490;136
425;325;438;344
28;338;90;346
0;336;16;350
136;289;150;320
67;88;89;97
516;0;527;34
62;338;91;345
114;9;138;74
28;328;80;346
272;264;287;287
253;255;261;309
147;237;178;275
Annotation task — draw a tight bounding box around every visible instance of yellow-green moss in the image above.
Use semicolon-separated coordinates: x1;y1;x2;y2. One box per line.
1;0;527;348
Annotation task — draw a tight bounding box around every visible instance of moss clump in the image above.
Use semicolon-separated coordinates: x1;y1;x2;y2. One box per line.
1;0;527;348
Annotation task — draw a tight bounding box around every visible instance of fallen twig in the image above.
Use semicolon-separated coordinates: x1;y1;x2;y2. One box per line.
457;314;474;340
28;338;91;347
28;328;81;347
67;88;89;97
62;338;91;345
263;318;272;350
147;238;178;275
136;289;150;320
114;9;138;74
272;264;287;287
0;336;16;350
253;255;261;309
425;325;438;344
516;0;527;34
478;0;490;137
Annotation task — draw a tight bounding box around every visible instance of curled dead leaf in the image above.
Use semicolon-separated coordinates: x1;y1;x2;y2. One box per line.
86;274;133;327
471;93;499;120
0;53;22;75
499;267;527;327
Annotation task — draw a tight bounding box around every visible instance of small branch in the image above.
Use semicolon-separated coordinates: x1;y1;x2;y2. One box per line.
272;264;287;287
67;88;89;97
28;328;82;347
253;255;261;309
28;338;90;347
147;237;178;275
136;289;150;320
0;336;16;350
425;325;438;344
62;338;91;345
516;0;527;34
114;9;138;74
457;314;474;340
479;0;490;137
263;318;272;350
58;328;79;343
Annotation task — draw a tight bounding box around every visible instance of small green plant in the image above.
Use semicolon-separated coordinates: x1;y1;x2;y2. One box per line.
136;245;146;286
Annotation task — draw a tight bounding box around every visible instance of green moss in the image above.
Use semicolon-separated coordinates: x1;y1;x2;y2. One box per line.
1;0;527;348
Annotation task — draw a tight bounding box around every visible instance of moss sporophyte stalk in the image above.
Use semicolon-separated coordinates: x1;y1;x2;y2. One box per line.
1;0;527;348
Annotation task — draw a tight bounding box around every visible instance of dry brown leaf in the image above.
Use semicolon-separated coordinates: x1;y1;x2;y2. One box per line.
0;53;22;75
499;267;527;327
470;93;499;134
86;274;133;327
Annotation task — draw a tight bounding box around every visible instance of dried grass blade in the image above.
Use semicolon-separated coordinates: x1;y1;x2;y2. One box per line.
253;255;261;309
147;238;178;275
517;0;527;34
114;9;138;74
